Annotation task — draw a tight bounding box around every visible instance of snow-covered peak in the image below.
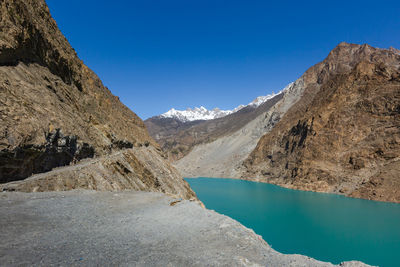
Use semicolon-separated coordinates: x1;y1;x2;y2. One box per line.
160;83;292;122
247;93;277;107
160;106;232;122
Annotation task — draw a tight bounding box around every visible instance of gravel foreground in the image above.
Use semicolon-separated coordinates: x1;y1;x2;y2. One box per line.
0;190;371;266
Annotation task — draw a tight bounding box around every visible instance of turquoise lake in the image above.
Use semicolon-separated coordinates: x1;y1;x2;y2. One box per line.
186;177;400;267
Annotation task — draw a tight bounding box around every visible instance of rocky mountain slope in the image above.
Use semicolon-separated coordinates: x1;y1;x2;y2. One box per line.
0;0;194;199
175;80;304;177
145;91;283;160
243;42;400;203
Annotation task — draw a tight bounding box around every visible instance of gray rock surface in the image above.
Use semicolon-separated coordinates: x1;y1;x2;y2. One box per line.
175;78;305;178
0;190;370;266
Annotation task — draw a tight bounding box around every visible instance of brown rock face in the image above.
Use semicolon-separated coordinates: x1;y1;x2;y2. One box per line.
0;0;153;179
243;42;400;203
0;0;195;199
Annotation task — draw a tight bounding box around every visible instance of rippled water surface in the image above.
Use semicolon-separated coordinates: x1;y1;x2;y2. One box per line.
186;177;400;267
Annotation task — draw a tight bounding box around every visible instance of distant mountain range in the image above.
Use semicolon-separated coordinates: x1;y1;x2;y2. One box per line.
144;87;289;160
158;88;288;122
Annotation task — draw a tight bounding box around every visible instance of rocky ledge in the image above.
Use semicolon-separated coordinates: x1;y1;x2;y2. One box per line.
0;146;195;200
0;190;370;266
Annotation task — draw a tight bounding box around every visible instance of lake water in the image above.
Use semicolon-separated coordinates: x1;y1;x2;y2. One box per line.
186;177;400;267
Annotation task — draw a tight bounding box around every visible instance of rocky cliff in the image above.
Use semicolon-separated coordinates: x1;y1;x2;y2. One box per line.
0;0;195;199
0;147;195;199
243;42;400;203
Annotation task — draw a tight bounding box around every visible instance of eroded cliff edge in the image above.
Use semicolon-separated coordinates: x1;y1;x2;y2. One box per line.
0;0;195;199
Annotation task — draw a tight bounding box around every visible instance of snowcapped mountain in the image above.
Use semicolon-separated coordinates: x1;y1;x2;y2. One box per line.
159;83;292;122
160;107;232;122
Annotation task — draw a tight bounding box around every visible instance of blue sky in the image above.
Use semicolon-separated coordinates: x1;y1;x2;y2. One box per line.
46;0;400;119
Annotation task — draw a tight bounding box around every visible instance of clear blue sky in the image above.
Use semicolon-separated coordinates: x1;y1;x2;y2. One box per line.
46;0;400;119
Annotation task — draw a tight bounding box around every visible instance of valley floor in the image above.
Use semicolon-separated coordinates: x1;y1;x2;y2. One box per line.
0;190;369;266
